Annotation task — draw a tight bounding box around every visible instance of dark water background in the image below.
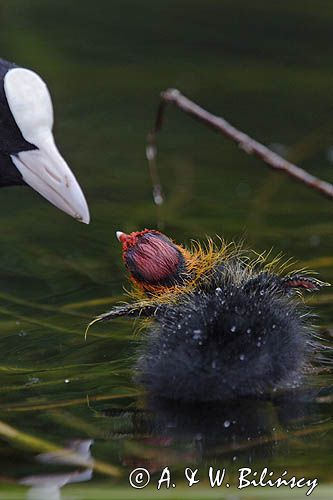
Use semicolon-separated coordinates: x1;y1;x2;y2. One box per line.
0;0;332;498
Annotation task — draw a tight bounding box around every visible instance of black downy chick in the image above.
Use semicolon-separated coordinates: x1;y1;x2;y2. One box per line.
90;229;329;402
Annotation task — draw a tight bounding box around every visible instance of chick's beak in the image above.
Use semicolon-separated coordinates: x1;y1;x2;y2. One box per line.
116;231;129;244
11;136;90;224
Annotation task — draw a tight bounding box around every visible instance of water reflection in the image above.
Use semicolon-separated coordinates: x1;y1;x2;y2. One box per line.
20;440;93;500
102;388;326;470
0;0;332;493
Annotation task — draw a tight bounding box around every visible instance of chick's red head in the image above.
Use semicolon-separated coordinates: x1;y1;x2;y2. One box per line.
116;229;187;290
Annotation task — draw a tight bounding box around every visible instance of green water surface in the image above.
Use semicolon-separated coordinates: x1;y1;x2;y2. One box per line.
0;1;332;498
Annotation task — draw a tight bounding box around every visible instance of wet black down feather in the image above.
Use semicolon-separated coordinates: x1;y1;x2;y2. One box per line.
136;265;318;402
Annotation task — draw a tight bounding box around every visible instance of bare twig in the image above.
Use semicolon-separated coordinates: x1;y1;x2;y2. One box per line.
147;88;333;201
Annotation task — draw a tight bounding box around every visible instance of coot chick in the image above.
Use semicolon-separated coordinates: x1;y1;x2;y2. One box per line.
91;229;329;402
0;57;89;222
